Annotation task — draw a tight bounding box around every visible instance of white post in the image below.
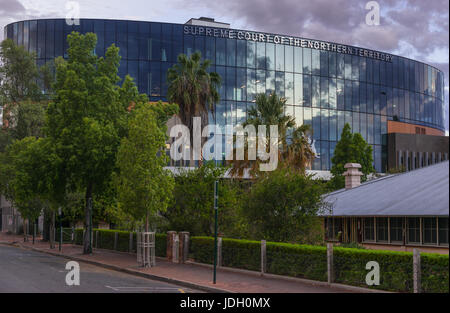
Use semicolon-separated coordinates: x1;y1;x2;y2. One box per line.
261;240;266;275
327;243;334;285
413;248;421;293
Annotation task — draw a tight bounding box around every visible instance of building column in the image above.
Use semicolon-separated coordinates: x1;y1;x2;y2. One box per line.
397;150;402;169
411;151;416;170
405;150;409;171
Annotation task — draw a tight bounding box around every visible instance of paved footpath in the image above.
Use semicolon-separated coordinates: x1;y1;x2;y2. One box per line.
0;233;379;293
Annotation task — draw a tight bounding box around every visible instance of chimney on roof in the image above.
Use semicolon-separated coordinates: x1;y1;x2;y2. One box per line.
343;163;363;189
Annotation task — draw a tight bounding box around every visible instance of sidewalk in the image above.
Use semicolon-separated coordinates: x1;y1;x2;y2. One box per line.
0;233;378;293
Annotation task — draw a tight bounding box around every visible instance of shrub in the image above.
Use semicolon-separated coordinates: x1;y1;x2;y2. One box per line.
189;236;449;293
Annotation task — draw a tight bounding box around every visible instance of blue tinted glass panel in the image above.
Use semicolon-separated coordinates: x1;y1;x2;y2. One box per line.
266;43;275;70
285;45;293;72
236;40;246;67
275;44;284;71
294;47;302;73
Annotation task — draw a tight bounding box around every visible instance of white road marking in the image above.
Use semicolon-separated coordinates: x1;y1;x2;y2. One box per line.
105;285;186;292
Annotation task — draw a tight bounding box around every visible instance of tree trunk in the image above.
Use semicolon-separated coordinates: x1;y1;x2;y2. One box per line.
83;183;93;254
49;211;55;249
23;219;28;242
145;210;149;233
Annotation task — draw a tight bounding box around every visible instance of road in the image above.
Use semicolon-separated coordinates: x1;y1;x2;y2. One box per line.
0;244;200;293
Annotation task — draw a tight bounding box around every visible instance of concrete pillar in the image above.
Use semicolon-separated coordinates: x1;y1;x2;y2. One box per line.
327;243;334;284
413;249;421;293
397;150;402;169
405;150;409;171
411;152;416;170
261;240;266;275
178;232;190;263
343;163;363;189
425;152;429;166
166;231;176;261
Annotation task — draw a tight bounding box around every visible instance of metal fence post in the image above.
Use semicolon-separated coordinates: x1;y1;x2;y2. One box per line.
129;232;133;253
261;240;266;275
217;237;222;267
114;231;118;250
327;243;334;285
413;248;421;293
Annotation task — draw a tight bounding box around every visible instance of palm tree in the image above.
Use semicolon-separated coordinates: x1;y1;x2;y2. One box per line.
167;52;221;166
229;93;295;177
229;93;316;177
285;124;315;174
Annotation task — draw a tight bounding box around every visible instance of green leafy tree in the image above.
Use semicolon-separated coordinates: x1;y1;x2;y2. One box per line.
2;137;66;247
167;52;221;165
243;167;325;243
114;102;175;232
0;39;40;104
46;32;142;254
164;163;244;237
330;123;375;189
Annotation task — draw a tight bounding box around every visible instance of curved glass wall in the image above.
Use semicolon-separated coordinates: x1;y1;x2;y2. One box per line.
5;19;446;172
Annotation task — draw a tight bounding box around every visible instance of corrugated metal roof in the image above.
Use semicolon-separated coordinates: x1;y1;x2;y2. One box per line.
322;161;449;217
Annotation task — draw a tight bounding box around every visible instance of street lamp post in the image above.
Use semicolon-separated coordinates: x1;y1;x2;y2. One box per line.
213;180;219;284
58;207;62;252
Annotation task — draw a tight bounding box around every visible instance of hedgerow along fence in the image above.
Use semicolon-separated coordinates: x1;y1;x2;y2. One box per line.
67;229;448;293
189;236;448;293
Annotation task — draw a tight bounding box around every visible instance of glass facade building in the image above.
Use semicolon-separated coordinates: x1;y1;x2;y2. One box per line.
4;19;446;172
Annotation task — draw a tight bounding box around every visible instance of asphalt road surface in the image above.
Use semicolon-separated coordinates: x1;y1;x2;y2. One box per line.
0;244;201;293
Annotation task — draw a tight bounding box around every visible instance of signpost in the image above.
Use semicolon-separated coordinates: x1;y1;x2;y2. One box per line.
213;180;219;284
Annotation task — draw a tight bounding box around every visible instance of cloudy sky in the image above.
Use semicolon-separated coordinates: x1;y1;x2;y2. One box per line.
0;0;448;132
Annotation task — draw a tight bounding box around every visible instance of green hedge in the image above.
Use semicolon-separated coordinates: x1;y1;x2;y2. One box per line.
72;229;166;257
189;236;449;293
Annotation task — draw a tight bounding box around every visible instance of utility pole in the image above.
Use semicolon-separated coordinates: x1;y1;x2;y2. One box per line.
58;207;62;252
213;180;219;284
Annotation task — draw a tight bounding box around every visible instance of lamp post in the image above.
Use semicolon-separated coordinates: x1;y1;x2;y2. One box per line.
213;180;219;284
58;207;62;252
